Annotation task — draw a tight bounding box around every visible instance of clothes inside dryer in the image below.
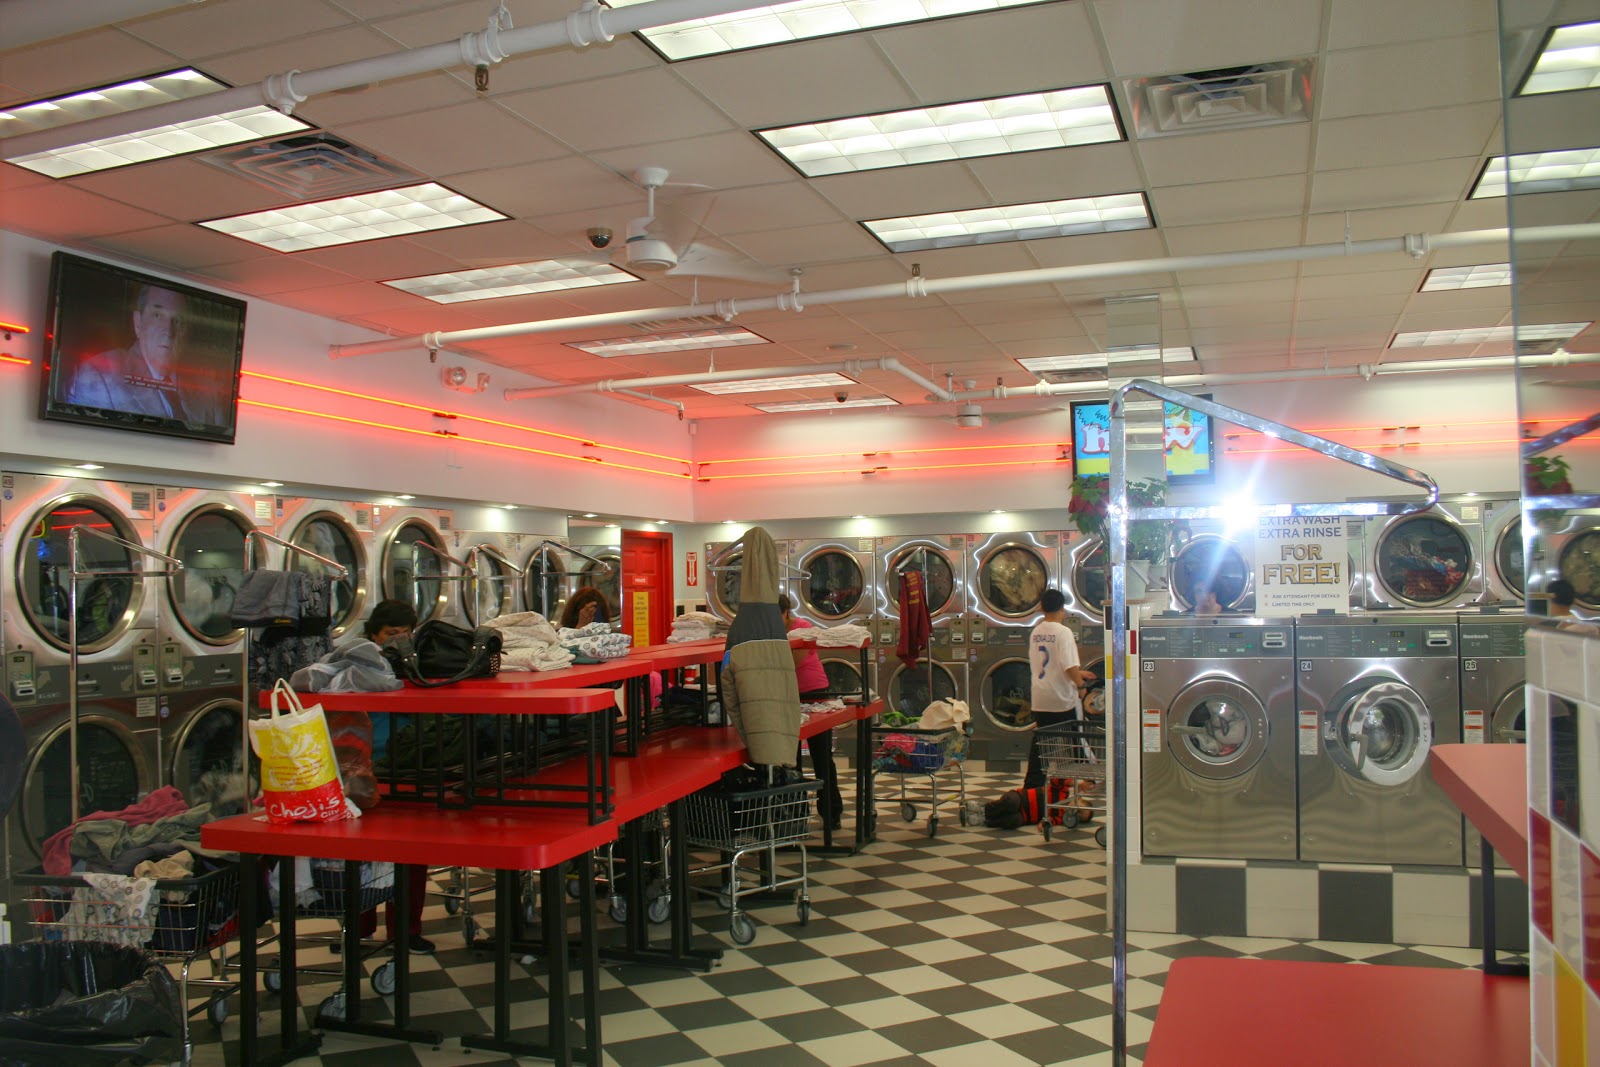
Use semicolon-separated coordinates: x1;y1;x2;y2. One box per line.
976;544;1049;618
21;718;149;862
170;699;255;814
1324;681;1431;785
821;659;865;697
886;659;957;718
1374;514;1472;607
798;549;866;620
1072;541;1109;618
978;657;1033;731
288;515;363;635
1170;536;1251;611
382;519;447;621
169;507;250;643
1492;516;1525;600
19;499;142;650
887;548;956;615
1557;529;1600;609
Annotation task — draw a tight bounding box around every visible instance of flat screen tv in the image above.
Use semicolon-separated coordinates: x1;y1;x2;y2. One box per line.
39;251;246;445
1070;395;1216;484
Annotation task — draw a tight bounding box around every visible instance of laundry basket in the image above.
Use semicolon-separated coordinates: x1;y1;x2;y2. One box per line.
0;940;184;1066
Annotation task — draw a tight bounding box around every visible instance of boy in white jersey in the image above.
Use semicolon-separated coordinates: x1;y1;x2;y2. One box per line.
1023;588;1094;789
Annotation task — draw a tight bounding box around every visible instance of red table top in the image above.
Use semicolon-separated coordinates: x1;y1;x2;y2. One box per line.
259;686;616;716
506;753;730;823
1145;958;1528;1067
1430;743;1529;882
201;804;616;868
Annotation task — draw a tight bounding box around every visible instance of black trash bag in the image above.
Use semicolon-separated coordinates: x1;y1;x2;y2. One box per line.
0;941;183;1066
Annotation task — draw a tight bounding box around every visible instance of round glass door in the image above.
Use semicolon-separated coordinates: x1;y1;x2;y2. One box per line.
1170;536;1251;611
1557;529;1600;609
463;546;509;627
1491;687;1526;745
979;658;1033;731
1080;655;1107;717
23;718;147;858
1374;514;1472;607
383;520;447;622
887;660;956;718
798;549;866;620
886;547;955;615
170;699;256;817
169;506;253;645
1493;516;1525;598
710;550;743;619
1071;540;1109;620
1165;679;1268;779
288;514;364;638
1326;681;1431;786
977;544;1049;618
821;659;863;697
525;545;567;619
584;554;621;620
18;497;142;652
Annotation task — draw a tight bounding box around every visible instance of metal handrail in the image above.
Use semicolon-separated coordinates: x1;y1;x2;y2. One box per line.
67;526;185;824
534;539;616;576
244;529;349;576
410;539;472;581
1102;379;1440;1067
707;535;810;578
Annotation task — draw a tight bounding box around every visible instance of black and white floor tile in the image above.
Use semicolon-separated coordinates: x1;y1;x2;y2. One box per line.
185;768;1483;1066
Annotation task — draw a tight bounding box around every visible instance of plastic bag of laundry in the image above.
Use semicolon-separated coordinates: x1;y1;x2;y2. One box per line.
0;941;183;1066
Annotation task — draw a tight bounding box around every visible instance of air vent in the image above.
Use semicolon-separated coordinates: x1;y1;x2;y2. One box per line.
201;133;422;200
1034;367;1107;385
1125;59;1312;139
629;314;726;333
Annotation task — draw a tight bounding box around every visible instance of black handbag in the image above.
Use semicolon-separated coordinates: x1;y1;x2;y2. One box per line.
383;620;502;688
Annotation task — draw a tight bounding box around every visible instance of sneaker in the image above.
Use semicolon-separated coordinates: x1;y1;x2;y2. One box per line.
408;936;437;955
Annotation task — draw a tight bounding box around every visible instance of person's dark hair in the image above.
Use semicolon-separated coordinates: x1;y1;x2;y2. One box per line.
365;598;418;638
778;592;793;613
1041;588;1066;613
560;586;610;629
1549;579;1577;609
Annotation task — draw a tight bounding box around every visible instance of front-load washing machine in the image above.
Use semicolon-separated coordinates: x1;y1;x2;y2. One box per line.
964;531;1058;761
1458;613;1528;747
1359;501;1485;610
371;504;457;625
1060;534;1109;629
1296;614;1463;866
1140;616;1297;860
786;537;874;628
1168;533;1254;614
453;529;516;627
1479;497;1525;606
271;496;372;642
966;624;1034;762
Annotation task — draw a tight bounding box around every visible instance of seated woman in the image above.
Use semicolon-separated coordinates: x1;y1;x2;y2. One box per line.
560;586;610;629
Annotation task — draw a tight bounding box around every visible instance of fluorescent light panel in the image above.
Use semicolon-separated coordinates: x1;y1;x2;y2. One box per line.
864;192;1150;252
1520;20;1600;95
200;183;507;251
386;260;640;303
567;327;770;358
754;396;900;413
758;84;1121;177
1017;347;1197;373
1470;147;1600;198
1;68;309;177
609;0;1056;61
1389;322;1591;347
1419;263;1513;291
693;371;856;395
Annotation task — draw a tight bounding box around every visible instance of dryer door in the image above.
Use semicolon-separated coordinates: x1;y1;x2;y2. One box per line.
1165;677;1270;780
885;659;957;719
796;546;867;621
977;657;1034;732
18;496;144;653
169;505;253;645
1491;686;1527;745
1373;513;1473;608
1557;529;1600;610
1324;681;1433;786
1169;536;1252;612
170;697;256;814
387;520;449;622
885;546;958;617
975;542;1050;620
1491;515;1525;599
1069;540;1109;622
22;716;151;860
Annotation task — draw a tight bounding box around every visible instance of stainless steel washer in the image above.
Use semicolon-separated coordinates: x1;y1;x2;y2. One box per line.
1295;614;1463;866
1140;616;1297;860
1458;614;1527;746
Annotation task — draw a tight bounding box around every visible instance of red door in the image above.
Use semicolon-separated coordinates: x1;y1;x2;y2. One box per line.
620;529;672;647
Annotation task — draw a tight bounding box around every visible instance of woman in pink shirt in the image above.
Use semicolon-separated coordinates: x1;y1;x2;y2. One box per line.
781;594;843;829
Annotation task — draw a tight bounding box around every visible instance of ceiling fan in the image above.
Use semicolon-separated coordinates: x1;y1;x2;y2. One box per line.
597;166;792;286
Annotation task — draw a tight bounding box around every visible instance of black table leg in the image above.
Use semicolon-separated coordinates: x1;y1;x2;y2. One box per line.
599;808;720;970
238;855;320;1067
1480;836;1530;977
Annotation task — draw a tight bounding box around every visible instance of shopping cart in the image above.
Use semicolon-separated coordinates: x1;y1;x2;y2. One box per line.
869;723;971;837
1034;717;1108;846
258;858;401;1022
681;770;819;945
16;862;242;1063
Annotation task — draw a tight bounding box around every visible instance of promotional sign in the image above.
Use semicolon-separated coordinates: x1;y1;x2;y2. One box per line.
1069;398;1216;483
1254;516;1349;614
631;590;651;647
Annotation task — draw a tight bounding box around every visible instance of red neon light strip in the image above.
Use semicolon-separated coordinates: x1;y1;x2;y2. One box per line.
699;440;1069;466
240;398;690;478
0;353;31;366
242;371;690;466
0;322;29;334
699;456;1068;481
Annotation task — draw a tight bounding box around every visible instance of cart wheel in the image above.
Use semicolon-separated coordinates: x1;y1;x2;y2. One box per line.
463;917;482;943
262;970;282;994
318;992;346;1022
566;875;582;900
796;898;811;926
1095;826;1108;848
523;897;538;925
901;802;916;822
207;995;229;1028
926;816;938;837
647;895;672;924
729;913;756;946
1065;809;1081;830
444;896;460;916
959;806;970;826
372;961;397;997
1041;820;1053;842
609;897;627;924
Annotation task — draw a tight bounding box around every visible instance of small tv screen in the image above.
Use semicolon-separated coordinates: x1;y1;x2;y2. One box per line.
1070;395;1216;484
39;251;246;445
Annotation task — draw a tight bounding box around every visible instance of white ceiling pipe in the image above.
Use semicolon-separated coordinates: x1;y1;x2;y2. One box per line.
612;386;684;415
503;356;957;402
330;223;1600;360
0;0;209;50
1;0;778;160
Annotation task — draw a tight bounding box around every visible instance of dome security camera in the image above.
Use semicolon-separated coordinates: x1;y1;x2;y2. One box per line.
834;390;849;404
586;226;613;249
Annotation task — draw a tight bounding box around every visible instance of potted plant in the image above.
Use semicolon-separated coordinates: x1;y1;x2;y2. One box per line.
1067;475;1171;560
1524;454;1573;495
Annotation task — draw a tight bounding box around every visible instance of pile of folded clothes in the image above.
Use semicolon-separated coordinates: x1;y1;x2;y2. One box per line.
482;611;576;671
668;610;725;643
558;622;633;661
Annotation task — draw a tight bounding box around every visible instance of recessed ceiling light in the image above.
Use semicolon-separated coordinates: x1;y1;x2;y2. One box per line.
502;504;518;510
1419;263;1513;291
384;259;641;303
73;462;104;470
1017;348;1197;374
851;515;868;519
200;182;507;252
394;493;415;500
1470;147;1600;199
723;519;741;524
1519;20;1600;95
757;84;1121;177
583;513;598;519
655;520;671;525
1389;322;1591;347
566;326;771;358
991;509;1007;514
605;523;621;529
259;480;285;488
693;371;856;395
611;0;1057;60
864;193;1151;253
0;69;309;177
754;397;900;413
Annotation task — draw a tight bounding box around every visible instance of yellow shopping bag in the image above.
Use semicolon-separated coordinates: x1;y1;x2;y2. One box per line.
249;680;354;824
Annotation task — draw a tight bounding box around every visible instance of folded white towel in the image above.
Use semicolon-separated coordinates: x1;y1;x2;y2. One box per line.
812;623;873;648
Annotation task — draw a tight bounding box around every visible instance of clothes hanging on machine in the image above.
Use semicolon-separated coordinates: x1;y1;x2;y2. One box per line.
896;569;932;668
720;527;802;767
237;571;333;690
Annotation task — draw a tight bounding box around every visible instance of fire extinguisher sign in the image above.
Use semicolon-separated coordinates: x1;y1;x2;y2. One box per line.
686;551;699;587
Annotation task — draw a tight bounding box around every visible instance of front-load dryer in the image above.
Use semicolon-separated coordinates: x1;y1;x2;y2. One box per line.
573;541;622;622
1295;614;1463;866
371;504;457;625
966;532;1058;762
705;539;778;624
270;496;372;642
1060;534;1108;629
786;537;874;628
1529;510;1599;612
453;529;516;628
875;535;968;710
1168;533;1254;614
1359;501;1485;610
1140;616;1297;860
1479;497;1526;606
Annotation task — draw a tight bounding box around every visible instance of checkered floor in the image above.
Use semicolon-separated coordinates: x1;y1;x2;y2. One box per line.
184;768;1483;1066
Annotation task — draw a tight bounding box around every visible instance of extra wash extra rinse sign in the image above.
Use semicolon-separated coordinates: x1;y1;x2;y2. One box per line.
1254;516;1348;613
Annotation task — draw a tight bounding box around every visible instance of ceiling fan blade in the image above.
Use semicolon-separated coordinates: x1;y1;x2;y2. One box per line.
666;242;790;285
656;190;718;253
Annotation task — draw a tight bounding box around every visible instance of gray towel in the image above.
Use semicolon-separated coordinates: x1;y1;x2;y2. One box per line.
231;570;299;626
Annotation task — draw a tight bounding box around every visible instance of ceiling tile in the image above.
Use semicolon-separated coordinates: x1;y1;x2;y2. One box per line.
0;28;176;100
406;219;572;265
1151;175;1307;227
192;254;365;295
965;143;1144;204
673;37;913;129
1181;278;1298;308
1315;103;1502;171
70;157;289;221
874;4;1110;100
498;70;737;152
593;131;797;190
728;222;885;268
1327;0;1498;49
92;224;273;272
451;156;641;220
1301;202;1457;246
1094;0;1324;75
1408;288;1515;315
1187;302;1295;328
1310;158;1483;213
121;0;356;59
1296;269;1425;299
293;238;470;281
199;24;399;86
1137;125;1312;186
278;279;436;318
1319;35;1501;120
1294;293;1409;321
1029;228;1169;268
0;183;170;238
707;182;845;236
810;163;991;221
340;100;570;176
294;73;479;128
1162;217;1304;256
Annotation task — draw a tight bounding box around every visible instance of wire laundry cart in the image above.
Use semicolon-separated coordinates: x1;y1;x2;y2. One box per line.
1035;717;1108;846
681;772;819;945
16;862;243;1063
869;723;970;837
